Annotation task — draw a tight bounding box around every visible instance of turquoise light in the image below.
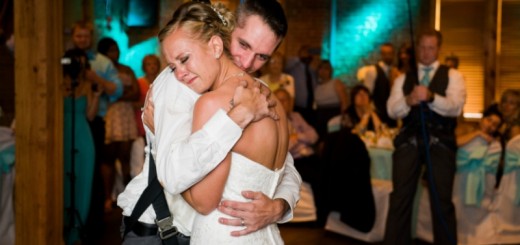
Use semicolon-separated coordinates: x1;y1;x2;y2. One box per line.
324;0;420;86
95;16;160;78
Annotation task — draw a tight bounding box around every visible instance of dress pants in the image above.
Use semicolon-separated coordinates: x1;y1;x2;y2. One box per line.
384;137;457;245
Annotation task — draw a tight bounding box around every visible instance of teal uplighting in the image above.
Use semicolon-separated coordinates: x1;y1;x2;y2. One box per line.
324;0;420;86
95;16;160;78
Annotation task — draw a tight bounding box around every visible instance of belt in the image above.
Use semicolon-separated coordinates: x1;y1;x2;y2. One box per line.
123;216;158;237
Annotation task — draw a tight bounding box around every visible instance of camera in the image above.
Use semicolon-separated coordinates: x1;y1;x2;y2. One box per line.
61;48;90;80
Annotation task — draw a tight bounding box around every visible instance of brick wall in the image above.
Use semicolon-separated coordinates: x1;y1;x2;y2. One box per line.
281;0;431;84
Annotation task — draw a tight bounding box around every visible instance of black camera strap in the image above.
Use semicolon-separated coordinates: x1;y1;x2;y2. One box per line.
124;144;179;244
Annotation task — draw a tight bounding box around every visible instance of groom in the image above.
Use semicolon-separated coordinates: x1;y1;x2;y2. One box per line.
118;0;301;243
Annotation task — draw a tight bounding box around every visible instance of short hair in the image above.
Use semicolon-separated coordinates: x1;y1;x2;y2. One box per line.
418;29;443;47
72;20;94;35
236;0;288;39
158;2;235;59
142;54;161;72
97;37;117;56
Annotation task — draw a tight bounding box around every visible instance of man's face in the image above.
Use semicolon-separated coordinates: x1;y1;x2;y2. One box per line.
380;45;394;66
230;15;281;73
72;27;92;51
417;36;440;66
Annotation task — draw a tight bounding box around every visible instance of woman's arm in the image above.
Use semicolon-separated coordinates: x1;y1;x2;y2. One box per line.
456;130;484;147
86;83;101;121
181;93;232;215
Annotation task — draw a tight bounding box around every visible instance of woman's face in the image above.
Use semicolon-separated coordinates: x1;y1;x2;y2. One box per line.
500;94;519;119
354;90;370;107
480;114;502;135
162;27;220;94
318;63;332;81
106;44;120;63
143;56;160;77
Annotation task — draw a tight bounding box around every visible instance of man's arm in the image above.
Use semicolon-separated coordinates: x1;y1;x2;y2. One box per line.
217;154;302;236
386;74;410;119
428;69;466;117
149;69;275;195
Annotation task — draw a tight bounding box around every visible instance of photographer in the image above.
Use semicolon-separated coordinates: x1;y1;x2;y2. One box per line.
62;48;101;245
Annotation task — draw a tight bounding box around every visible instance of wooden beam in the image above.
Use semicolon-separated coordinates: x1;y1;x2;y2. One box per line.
14;0;64;244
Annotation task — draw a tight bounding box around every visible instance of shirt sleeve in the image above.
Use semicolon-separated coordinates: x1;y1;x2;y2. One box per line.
362;66;377;93
429;69;466;117
149;70;244;195
155;108;243;195
104;59;124;102
273;153;302;223
387;73;410;119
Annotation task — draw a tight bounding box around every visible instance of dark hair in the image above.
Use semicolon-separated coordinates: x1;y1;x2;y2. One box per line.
418;29;443;47
62;48;90;79
317;59;333;77
349;84;371;106
97;37;117;56
483;104;503;122
445;55;459;69
236;0;288;39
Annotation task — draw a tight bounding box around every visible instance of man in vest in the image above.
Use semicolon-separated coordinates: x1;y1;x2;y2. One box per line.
360;42;398;127
384;29;466;245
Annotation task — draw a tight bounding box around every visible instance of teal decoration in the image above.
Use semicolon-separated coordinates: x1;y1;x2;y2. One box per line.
325;0;420;86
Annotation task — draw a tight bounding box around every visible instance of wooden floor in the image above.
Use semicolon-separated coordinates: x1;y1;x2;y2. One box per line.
90;208;429;245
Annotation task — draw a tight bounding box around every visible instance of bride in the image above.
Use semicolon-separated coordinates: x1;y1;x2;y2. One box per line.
158;2;289;244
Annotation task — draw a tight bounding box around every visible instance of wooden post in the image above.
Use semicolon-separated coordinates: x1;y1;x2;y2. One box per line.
14;0;64;244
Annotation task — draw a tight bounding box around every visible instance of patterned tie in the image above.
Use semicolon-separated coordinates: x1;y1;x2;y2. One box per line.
420;66;433;86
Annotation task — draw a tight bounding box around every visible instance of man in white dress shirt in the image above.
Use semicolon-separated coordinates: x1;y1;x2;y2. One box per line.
359;42;397;127
118;0;301;243
384;29;466;245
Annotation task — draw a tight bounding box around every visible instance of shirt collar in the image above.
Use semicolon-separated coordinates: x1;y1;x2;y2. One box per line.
418;60;439;71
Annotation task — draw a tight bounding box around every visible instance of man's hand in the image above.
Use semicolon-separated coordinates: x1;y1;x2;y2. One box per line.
406;85;433;106
217;191;287;236
142;85;155;133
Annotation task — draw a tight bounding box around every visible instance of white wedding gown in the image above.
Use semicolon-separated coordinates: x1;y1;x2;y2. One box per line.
190;153;285;244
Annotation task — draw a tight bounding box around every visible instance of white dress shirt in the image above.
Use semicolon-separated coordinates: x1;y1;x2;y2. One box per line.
387;60;466;120
117;68;301;234
361;61;393;93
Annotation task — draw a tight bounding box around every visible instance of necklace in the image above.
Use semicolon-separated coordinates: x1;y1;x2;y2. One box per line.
222;72;245;110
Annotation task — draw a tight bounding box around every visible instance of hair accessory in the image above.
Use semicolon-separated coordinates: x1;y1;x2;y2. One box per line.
210;5;227;26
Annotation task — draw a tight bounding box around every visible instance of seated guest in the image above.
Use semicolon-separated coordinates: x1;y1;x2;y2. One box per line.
314;60;349;139
455;106;503;204
497;89;520;142
319;127;375;231
274;89;318;179
342;84;383;136
261;52;295;99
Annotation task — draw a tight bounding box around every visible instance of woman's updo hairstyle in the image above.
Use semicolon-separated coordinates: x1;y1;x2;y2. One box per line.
158;2;235;59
